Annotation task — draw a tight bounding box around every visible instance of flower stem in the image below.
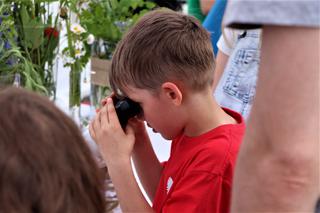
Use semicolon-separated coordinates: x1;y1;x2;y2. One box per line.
69;60;81;108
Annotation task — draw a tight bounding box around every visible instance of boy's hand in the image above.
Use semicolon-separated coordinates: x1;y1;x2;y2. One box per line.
89;98;135;166
96;93;113;113
127;118;150;147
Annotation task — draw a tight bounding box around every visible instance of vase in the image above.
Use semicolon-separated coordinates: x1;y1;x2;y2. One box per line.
69;62;82;126
69;62;81;108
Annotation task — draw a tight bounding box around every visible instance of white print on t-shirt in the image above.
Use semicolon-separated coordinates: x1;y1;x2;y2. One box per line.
166;177;173;194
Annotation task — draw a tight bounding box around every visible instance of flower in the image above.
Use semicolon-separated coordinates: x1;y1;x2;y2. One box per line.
70;23;86;35
62;55;76;65
78;1;89;12
60;55;76;66
0;1;62;95
44;27;59;39
62;21;88;66
75;49;85;59
74;40;83;50
87;34;95;45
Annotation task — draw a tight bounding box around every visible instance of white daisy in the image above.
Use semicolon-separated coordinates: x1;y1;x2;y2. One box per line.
75;40;83;50
63;55;75;65
75;49;86;59
70;23;86;35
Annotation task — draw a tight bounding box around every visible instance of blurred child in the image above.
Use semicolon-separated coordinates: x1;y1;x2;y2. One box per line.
0;87;105;213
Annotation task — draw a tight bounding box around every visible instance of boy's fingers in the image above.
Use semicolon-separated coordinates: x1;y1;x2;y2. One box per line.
106;97;121;128
92;112;101;132
89;122;96;140
125;124;134;136
100;105;109;124
101;92;115;106
101;98;108;106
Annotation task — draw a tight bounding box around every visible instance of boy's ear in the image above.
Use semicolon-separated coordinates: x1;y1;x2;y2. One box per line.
161;82;182;106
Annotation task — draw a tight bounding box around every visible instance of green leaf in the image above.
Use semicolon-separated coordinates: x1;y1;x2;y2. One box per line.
146;2;156;9
20;6;45;50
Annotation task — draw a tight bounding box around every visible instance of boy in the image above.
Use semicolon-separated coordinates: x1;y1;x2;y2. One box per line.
90;9;245;212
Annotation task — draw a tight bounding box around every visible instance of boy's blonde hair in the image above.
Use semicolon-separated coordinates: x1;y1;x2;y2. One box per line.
110;9;215;95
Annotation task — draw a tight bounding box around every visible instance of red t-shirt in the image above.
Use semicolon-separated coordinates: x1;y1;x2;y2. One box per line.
152;108;245;213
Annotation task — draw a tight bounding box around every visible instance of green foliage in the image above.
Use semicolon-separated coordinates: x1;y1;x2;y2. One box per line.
0;3;47;93
59;0;96;107
20;5;44;50
0;0;61;95
80;0;155;59
0;0;155;101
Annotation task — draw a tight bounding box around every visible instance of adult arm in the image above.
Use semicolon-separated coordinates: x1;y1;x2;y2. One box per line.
231;26;320;212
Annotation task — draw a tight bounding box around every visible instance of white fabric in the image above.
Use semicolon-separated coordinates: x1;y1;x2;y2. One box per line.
223;0;320;28
216;28;243;56
214;29;261;120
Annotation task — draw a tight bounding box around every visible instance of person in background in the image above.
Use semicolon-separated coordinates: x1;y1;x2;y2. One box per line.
213;28;261;120
0;87;106;213
223;0;320;212
187;0;215;23
90;9;245;212
202;0;227;55
212;28;239;91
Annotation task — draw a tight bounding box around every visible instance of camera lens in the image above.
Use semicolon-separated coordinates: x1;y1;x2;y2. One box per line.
113;97;142;129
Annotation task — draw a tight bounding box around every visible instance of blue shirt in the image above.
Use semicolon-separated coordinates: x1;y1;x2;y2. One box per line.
202;0;227;55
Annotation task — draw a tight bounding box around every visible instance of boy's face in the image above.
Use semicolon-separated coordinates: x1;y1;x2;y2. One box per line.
122;85;184;140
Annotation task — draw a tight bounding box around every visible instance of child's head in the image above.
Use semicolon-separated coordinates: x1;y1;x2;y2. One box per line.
110;9;215;96
0;87;105;213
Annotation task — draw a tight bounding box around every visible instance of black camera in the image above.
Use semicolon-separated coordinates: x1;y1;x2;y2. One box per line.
112;96;142;129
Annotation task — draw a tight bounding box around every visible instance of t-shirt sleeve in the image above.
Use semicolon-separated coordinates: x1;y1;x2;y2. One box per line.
217;28;235;56
223;0;320;29
217;28;243;55
162;171;230;212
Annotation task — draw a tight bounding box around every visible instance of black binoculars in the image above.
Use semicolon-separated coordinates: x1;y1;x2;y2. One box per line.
112;96;142;129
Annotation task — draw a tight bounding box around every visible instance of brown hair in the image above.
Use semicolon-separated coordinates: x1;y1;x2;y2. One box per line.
110;9;215;95
0;87;105;213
